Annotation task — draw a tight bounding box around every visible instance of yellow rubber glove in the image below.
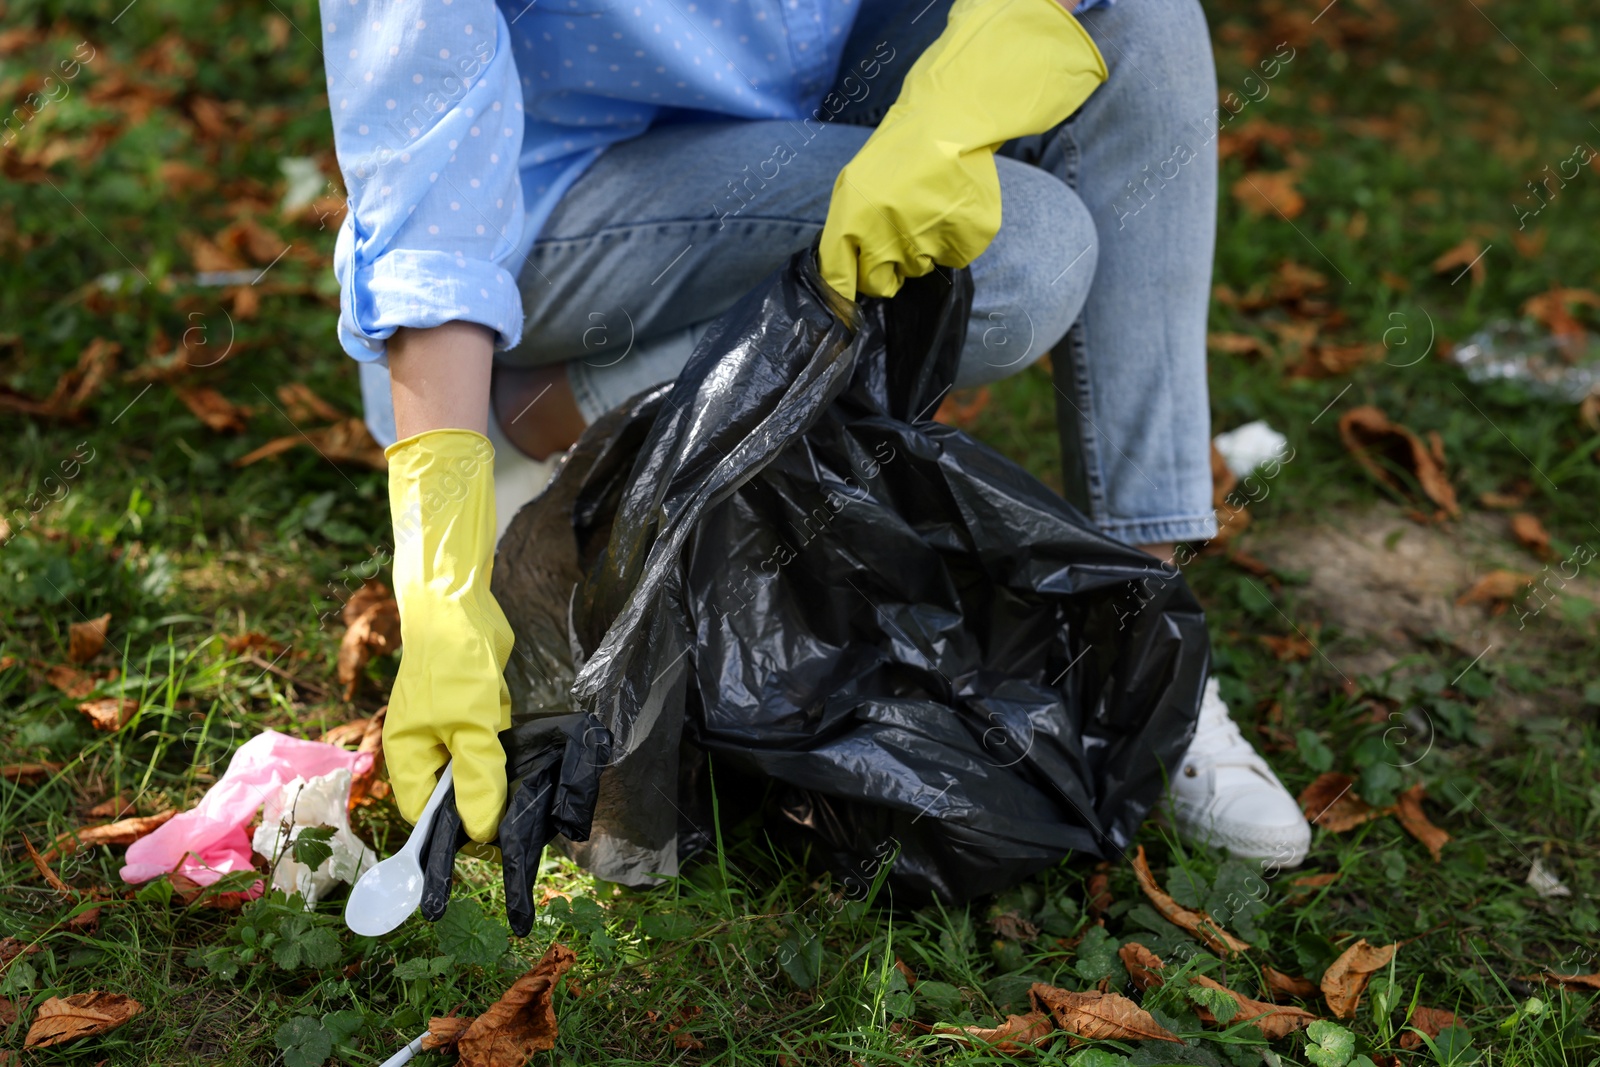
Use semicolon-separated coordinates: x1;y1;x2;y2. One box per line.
818;0;1108;301
384;429;514;843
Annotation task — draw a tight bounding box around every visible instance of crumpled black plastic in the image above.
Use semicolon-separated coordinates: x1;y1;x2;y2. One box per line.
491;246;1210;905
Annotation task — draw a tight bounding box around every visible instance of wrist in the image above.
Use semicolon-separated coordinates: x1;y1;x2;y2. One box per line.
389;321;495;439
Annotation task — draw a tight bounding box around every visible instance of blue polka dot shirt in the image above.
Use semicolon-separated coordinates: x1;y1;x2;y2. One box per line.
320;0;1113;361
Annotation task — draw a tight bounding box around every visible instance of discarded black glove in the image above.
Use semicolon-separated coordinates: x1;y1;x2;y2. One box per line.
419;711;611;935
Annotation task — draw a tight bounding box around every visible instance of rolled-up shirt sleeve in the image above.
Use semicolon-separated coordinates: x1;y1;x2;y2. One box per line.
319;0;526;361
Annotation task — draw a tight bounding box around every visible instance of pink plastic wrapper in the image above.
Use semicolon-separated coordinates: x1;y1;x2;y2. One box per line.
120;730;374;888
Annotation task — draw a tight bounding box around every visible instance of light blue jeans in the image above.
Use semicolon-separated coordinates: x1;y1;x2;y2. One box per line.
504;0;1220;546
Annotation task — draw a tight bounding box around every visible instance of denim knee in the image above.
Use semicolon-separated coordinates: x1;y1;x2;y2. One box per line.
957;158;1097;389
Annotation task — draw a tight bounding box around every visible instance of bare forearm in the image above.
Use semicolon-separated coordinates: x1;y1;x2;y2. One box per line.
388;321;494;439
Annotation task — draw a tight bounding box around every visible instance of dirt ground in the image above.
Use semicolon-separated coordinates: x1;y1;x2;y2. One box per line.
1244;501;1600;706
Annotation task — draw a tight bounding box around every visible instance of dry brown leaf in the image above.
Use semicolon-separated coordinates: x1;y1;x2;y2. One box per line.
1118;942;1166;991
936;1011;1054;1053
1130;846;1251;955
217;217;288;266
0;995;16;1026
224;631;283;656
24;991;143;1049
64;906;101;934
227;284;261;320
1298;773;1390;833
1286;872;1342;899
1522;286;1600;352
22;834;72;895
1512;229;1548;259
1338;405;1460;517
347;706;388;809
423;1016;473;1052
2;762;63;785
1189;973;1317;1039
1263;967;1319;1000
1292;342;1384;380
894;957;918;987
1509;513;1552;559
235;416;387;471
1399;1006;1460;1051
167;870;254;910
1259;634;1314;662
173;386;248;433
1394;783;1449;862
1478;487;1530;509
338;584;401;701
77;697;138;733
1431;238;1486;286
457;943;577;1066
319;719;373;746
1118;944;1314;1038
184;232;246;273
1526;970;1600;991
48;810;177;861
1029;983;1181;1044
86;794;134;818
1233;171;1305;218
1456;569;1533;609
1271;260;1329;302
1086;870;1112;919
0;339;121;421
276;382;346;423
935;386;992;428
0;937;41;970
44;663;100;699
1208;333;1269;357
1321;939;1398;1018
68;614;111;664
1210;442;1238;510
188;97;230;138
990;911;1041;943
1580;391;1600;434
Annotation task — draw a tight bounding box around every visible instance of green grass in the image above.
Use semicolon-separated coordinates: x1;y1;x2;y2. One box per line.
3;0;1600;1063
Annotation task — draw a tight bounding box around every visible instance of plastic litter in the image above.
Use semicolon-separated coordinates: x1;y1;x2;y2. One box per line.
488;246;1210;906
252;767;374;906
120;730;372;890
344;761;455;937
1213;419;1290;479
279;156;326;216
1452;319;1600;403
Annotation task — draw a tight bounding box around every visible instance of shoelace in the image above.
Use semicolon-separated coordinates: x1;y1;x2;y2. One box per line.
1184;704;1272;774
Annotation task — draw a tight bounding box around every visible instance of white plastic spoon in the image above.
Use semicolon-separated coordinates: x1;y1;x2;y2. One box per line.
344;761;454;937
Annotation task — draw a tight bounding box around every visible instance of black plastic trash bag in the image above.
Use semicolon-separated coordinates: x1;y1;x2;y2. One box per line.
491;247;1210;904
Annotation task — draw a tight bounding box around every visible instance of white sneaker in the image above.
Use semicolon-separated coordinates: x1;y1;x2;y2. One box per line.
1164;677;1312;869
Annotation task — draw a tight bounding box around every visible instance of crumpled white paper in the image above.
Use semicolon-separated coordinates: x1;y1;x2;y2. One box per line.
251;767;375;906
1213;419;1290;479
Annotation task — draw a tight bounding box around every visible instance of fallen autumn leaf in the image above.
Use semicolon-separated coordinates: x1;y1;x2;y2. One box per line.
24;991;143;1049
77;697;139;733
936;1011;1055;1053
456;943;577;1066
1509;513;1552;559
1131;846;1251;955
1394;783;1449;862
1338;406;1460;518
1456;569;1533;610
67;613;111;664
1321;939;1398;1018
1298;772;1391;833
1028;983;1182;1044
